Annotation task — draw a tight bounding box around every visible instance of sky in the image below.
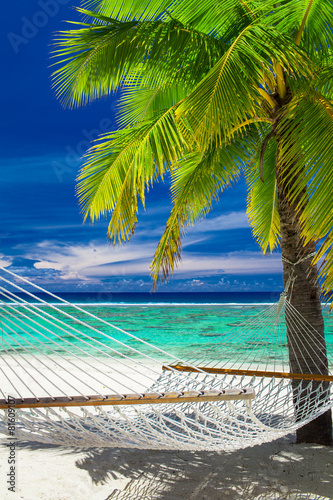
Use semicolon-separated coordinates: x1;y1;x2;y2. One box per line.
0;0;284;293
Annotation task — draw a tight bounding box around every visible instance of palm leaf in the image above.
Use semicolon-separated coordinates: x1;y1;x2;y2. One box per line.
277;92;333;299
81;0;169;22
263;0;333;58
246;136;280;253
52;11;224;108
315;59;333;100
316;232;333;305
77;104;190;242
82;0;255;33
176;24;311;147
151;140;252;285
117;85;189;127
277;93;333;238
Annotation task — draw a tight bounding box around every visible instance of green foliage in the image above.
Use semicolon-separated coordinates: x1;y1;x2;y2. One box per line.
77;105;189;242
52;10;224;108
151;140;250;285
277;92;333;300
176;24;310;146
247;137;280;253
263;0;333;58
53;0;333;295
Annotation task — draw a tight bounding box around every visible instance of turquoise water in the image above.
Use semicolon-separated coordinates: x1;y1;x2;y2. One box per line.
1;301;333;365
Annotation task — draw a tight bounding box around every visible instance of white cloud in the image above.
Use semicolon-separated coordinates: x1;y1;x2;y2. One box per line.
189;279;204;287
21;239;282;283
0;254;12;268
29;241;156;281
175;251;282;276
191;211;249;232
218;277;230;285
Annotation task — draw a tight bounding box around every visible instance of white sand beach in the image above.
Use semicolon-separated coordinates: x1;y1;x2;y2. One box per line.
0;434;332;499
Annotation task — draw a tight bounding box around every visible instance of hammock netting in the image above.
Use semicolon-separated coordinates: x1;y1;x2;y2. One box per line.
0;267;332;450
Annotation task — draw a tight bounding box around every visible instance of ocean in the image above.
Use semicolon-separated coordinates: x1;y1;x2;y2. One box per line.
1;292;332;366
7;291;282;306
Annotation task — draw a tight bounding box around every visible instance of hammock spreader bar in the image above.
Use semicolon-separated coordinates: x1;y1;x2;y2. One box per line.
165;365;333;382
0;388;255;409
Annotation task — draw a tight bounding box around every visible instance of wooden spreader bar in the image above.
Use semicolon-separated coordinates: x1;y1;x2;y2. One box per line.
164;365;333;382
0;388;255;409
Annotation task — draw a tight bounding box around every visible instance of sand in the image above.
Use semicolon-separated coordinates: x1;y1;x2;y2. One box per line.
0;434;332;499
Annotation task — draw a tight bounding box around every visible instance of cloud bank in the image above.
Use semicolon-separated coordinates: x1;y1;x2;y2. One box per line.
25;241;282;284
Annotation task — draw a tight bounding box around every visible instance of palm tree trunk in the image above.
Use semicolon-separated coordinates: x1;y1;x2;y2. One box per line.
276;175;332;445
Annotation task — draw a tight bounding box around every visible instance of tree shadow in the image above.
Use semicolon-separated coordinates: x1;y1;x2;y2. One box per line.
73;437;333;500
3;434;331;499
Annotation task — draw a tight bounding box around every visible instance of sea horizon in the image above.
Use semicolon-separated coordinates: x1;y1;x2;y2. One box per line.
8;290;283;306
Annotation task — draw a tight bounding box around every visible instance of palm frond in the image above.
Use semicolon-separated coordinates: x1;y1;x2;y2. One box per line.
316;232;333;305
52;11;224;108
77;105;190;242
246;136;280;253
315;59;333;100
82;0;257;36
81;0;168;22
117;85;189;127
176;24;311;147
263;0;333;59
154;0;261;38
277;93;333;238
277;92;333;298
151;140;252;285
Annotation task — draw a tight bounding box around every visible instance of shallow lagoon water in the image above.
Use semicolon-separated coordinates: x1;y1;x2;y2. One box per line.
1;296;332;365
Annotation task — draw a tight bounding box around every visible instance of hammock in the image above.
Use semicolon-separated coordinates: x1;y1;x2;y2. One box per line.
0;267;332;451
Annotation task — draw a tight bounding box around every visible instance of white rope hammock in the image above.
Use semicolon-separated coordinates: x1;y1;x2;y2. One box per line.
0;267;332;451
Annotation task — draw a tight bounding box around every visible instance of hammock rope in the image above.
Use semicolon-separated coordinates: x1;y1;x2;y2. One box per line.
0;266;332;450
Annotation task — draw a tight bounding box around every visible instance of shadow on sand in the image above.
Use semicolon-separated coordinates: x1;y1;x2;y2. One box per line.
74;438;333;499
15;436;333;499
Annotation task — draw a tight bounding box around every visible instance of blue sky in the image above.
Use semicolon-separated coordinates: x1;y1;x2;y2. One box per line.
1;1;283;292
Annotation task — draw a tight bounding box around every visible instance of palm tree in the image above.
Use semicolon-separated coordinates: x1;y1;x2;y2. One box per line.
52;0;333;444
